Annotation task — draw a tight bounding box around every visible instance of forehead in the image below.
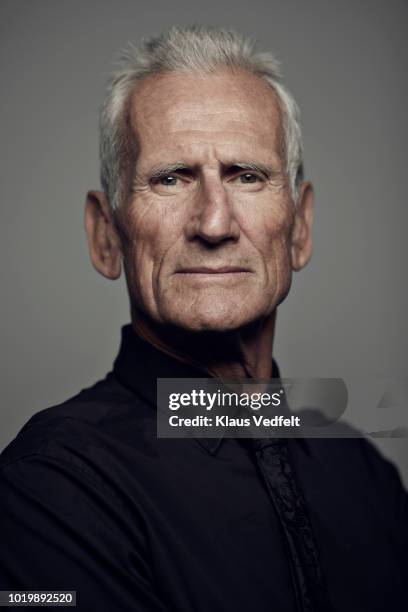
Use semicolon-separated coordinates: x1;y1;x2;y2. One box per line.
128;69;284;167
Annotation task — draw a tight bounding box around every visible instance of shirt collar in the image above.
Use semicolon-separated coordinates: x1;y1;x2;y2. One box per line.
112;324;281;455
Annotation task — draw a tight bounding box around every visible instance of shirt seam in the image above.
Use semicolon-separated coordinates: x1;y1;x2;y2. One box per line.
1;450;116;502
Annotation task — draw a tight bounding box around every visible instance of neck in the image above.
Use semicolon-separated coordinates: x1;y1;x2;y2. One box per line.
130;309;277;380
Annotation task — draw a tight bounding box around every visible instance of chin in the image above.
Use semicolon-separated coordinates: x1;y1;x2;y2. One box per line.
162;300;264;333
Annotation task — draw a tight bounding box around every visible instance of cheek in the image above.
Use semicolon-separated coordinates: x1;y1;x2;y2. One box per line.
122;200;184;304
243;199;293;260
242;200;294;296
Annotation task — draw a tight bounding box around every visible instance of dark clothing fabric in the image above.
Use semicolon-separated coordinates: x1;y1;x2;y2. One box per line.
247;436;331;611
0;325;407;611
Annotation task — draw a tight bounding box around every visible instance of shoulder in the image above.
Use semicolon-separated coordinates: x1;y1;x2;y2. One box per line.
296;433;402;480
292;435;408;524
0;372;152;481
0;376;155;602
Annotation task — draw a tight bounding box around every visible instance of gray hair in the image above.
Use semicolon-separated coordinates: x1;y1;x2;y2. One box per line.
99;25;304;210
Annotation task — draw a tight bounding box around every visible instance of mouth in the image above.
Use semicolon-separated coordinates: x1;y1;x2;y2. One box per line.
176;266;251;274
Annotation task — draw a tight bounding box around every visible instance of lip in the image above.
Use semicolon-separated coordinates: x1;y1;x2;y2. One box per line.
176;267;251;274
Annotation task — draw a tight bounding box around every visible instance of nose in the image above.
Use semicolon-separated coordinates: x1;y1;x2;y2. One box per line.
185;175;240;245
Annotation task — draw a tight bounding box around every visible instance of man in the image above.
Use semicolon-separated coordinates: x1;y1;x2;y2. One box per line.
0;26;407;611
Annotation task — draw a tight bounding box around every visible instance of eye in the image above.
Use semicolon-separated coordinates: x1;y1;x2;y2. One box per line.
158;175;179;187
150;171;191;195
230;171;265;191
238;173;260;184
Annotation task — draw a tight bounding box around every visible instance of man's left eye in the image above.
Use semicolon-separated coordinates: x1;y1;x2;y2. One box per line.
238;173;260;184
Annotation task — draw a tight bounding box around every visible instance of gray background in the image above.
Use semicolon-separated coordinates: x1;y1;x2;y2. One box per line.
1;1;407;481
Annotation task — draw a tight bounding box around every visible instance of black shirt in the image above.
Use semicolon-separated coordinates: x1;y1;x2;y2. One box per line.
0;325;407;611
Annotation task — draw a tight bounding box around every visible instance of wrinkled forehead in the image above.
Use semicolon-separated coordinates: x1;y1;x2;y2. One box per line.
127;69;285;164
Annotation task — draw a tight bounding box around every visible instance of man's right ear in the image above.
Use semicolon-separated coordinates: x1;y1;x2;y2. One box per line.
84;191;122;280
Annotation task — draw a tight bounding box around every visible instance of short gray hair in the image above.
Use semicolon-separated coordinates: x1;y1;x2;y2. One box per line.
99;25;304;210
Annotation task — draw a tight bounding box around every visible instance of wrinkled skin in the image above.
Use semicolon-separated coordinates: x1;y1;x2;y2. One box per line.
85;69;313;377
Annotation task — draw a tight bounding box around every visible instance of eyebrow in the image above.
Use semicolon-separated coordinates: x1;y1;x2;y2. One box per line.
225;162;278;178
144;161;280;179
147;163;191;179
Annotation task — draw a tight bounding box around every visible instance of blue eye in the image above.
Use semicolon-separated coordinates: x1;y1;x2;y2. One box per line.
159;175;178;186
239;173;259;184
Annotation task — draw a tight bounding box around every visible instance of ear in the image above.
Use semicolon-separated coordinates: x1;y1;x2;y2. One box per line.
290;181;314;271
84;190;122;280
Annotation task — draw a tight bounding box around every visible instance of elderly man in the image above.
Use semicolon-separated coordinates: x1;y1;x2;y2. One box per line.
0;26;407;612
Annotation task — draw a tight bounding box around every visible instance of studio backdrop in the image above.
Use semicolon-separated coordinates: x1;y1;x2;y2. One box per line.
1;0;407;481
